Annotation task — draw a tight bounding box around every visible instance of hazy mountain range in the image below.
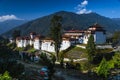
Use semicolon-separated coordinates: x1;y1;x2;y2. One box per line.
112;18;120;26
1;11;120;37
0;20;27;34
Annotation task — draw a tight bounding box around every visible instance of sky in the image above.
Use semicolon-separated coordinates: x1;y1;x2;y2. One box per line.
0;0;120;21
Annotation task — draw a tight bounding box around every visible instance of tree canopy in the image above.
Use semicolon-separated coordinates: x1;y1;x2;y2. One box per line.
50;15;62;60
86;35;96;62
0;42;24;78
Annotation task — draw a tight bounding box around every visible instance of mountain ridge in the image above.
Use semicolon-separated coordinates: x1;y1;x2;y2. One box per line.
2;11;120;37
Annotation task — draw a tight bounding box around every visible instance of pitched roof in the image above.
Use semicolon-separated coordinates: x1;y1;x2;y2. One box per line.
16;36;30;40
88;23;106;33
64;30;84;33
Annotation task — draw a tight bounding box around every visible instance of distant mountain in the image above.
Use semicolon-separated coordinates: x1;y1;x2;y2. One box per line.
112;18;120;26
0;20;27;34
2;11;120;37
112;18;120;21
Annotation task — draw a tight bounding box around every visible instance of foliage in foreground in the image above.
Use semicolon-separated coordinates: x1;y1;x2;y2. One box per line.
96;58;109;78
96;58;114;78
40;53;56;79
40;53;56;70
113;52;120;68
0;42;25;78
0;71;12;80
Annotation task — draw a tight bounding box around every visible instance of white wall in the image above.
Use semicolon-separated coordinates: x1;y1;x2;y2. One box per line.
41;42;55;52
83;34;90;44
17;40;30;48
30;40;33;46
41;40;71;52
23;40;29;47
60;40;71;50
83;32;106;44
17;40;24;47
94;32;106;44
34;40;40;50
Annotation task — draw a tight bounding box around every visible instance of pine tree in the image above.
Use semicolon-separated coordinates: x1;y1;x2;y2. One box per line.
97;58;109;78
50;15;62;60
86;35;96;62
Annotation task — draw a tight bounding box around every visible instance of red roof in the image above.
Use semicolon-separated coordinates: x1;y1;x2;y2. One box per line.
88;23;106;33
65;30;84;33
62;35;71;38
34;35;44;40
16;36;30;40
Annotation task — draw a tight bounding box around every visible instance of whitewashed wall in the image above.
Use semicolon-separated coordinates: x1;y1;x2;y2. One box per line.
60;40;71;50
30;40;33;46
17;40;24;47
94;32;106;44
41;42;55;52
41;40;71;52
34;40;40;50
23;40;29;47
83;32;106;44
83;34;90;44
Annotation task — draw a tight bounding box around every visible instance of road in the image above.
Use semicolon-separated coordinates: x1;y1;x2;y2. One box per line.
17;60;89;80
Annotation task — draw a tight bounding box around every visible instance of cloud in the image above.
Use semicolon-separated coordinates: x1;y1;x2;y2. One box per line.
77;8;92;14
81;0;88;6
75;0;92;14
0;15;22;22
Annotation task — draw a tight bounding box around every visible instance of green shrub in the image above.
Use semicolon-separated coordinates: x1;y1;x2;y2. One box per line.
27;48;36;53
81;61;94;71
96;58;111;78
113;52;120;68
0;71;12;80
14;47;25;51
7;43;16;49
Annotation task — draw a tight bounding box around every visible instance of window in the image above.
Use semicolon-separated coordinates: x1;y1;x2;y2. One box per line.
50;42;53;46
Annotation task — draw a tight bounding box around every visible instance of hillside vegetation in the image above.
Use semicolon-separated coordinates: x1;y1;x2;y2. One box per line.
2;11;120;37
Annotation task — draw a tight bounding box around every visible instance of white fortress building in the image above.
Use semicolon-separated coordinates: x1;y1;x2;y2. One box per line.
15;23;106;52
83;23;106;44
16;32;71;52
41;37;71;52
